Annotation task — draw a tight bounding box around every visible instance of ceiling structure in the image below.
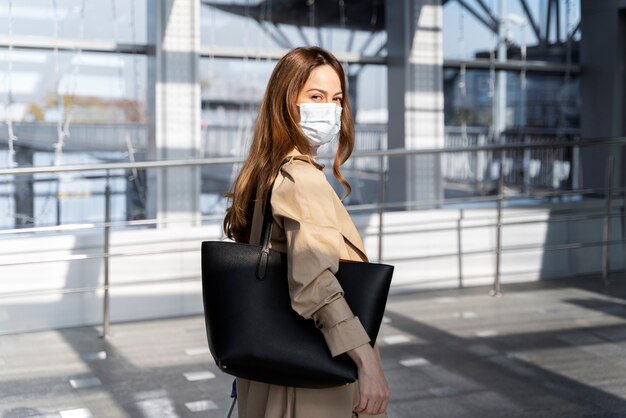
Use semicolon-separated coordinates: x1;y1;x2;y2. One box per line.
202;0;385;31
203;0;581;63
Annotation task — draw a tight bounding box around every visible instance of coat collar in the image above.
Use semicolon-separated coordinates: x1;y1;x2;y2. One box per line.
285;148;325;170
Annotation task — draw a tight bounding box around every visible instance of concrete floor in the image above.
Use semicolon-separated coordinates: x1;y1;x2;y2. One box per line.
1;274;626;417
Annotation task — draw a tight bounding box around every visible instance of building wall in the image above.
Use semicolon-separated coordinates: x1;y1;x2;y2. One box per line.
580;0;626;192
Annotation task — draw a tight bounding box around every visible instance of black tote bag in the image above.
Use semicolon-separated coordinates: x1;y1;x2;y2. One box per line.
202;162;393;388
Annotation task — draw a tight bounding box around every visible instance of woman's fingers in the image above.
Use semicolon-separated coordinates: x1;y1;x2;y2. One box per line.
378;396;389;414
366;400;381;414
355;396;368;413
356;385;388;414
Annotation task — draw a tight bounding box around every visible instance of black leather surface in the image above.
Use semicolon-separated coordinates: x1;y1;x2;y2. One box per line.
201;240;393;388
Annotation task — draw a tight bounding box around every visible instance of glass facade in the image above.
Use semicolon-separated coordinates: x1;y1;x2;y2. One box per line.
444;69;580;130
0;0;584;229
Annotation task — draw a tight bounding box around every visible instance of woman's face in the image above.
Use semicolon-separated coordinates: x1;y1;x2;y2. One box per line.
296;64;343;107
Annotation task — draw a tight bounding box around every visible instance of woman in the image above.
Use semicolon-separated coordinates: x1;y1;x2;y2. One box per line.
223;46;390;417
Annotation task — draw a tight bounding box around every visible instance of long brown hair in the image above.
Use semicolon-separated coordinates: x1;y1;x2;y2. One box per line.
223;46;355;243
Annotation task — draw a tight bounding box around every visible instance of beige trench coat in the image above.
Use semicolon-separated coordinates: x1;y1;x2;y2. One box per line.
237;149;386;418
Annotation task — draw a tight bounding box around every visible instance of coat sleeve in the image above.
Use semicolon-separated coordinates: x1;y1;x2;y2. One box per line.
271;160;370;357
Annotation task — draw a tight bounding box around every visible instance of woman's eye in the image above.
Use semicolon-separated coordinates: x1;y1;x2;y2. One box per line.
311;95;322;100
334;97;343;102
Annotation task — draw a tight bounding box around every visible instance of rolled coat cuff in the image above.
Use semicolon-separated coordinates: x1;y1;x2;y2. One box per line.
312;298;370;357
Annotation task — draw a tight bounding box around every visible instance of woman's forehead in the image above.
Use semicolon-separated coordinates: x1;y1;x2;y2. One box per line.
303;65;342;92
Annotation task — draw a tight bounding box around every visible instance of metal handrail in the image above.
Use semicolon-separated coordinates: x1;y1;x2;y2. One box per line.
0;242;205;267
0;213;225;236
1;185;623;238
347;185;626;213
0;274;200;304
1;135;624;177
1;136;625;336
1;204;624;267
377;237;626;263
366;211;626;237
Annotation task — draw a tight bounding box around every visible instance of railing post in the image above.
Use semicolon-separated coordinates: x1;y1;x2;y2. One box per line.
602;155;614;287
377;154;385;263
101;169;112;338
522;134;530;194
572;137;580;191
622;205;626;278
457;208;464;288
491;149;505;297
476;134;486;183
56;180;61;226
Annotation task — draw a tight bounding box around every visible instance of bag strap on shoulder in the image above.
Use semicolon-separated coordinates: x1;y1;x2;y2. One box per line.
259;156;293;248
256;156;294;280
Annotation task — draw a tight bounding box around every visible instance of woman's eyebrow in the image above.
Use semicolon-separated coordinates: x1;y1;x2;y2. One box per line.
306;88;343;96
306;88;328;94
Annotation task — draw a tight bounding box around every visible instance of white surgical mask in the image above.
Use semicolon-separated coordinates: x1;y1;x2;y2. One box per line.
298;103;342;146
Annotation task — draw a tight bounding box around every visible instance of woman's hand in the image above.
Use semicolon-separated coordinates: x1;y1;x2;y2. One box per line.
347;343;390;415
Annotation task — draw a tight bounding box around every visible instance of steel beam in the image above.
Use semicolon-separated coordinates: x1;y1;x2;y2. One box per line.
0;36;386;65
518;0;541;43
474;0;499;27
373;41;387;57
545;0;553;45
2;30;583;73
444;58;580;74
296;26;311;46
198;45;387;64
0;35;147;54
568;21;581;43
270;23;294;49
456;0;497;33
256;21;291;48
346;29;356;52
359;31;378;55
0;35;583;72
555;0;561;43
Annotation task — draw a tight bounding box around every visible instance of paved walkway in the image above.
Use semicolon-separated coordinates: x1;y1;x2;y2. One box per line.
1;275;626;417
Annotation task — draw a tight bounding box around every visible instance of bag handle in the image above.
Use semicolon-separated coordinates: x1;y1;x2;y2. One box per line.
256;156;294;280
259;178;276;250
